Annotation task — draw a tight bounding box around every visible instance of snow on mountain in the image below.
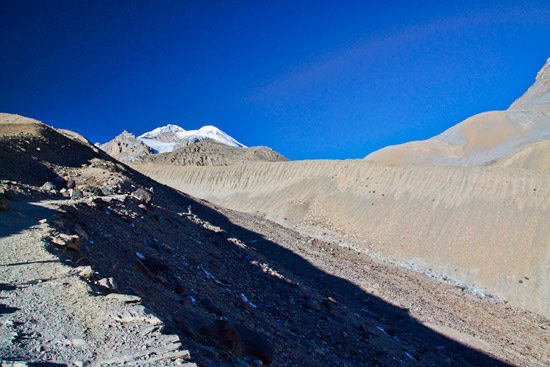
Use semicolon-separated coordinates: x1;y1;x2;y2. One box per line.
138;124;246;153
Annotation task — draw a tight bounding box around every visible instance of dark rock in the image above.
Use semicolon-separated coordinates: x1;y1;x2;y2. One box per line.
0;188;14;200
199;295;223;316
141;256;169;275
131;188;152;205
304;298;321;311
0;195;9;211
235;325;274;364
200;319;242;357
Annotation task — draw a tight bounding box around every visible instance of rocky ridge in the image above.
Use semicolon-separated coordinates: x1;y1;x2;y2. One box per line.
137;139;289;167
99;130;154;163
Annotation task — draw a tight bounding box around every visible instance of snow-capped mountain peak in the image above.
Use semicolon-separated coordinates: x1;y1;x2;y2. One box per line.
138;124;246;153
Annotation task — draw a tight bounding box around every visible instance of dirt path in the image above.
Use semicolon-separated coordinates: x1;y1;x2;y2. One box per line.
0;200;193;366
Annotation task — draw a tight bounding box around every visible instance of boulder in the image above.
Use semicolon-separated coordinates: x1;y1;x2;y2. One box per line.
235;325;274;364
131;188;152;205
41;182;56;191
51;234;82;251
199;295;223;316
0;187;14;200
98;277;118;291
304;298;321;311
78;266;94;279
200;319;242;357
0;195;9;211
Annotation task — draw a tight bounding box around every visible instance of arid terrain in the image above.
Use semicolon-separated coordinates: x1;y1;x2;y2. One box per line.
1;112;549;366
3;113;548;367
133;58;550;321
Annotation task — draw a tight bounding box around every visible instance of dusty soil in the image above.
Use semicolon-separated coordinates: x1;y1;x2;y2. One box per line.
1;114;548;366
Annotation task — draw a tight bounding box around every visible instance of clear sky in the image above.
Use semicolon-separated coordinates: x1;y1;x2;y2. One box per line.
1;1;549;160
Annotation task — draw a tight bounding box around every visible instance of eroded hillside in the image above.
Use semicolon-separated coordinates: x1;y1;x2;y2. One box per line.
135;160;550;318
6;114;547;365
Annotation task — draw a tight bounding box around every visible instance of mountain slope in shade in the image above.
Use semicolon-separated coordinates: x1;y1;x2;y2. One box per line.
138;124;246;153
365;57;550;169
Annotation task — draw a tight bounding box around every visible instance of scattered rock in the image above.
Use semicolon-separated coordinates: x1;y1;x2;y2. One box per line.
98;277;118;291
51;234;82;251
71;189;83;199
78;266;94;279
110;305;163;325
131;188;153;205
41;181;56;191
200;319;242;357
0;362;28;367
105;293;142;303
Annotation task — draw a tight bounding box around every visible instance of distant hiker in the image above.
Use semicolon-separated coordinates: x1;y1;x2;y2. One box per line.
67;177;76;189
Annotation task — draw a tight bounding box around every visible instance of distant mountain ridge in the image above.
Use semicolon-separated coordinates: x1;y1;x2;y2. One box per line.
139;124;246;153
365;57;550;170
100;123;288;166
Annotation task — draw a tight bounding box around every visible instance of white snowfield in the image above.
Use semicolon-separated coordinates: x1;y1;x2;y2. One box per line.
138;124;246;153
365;57;550;168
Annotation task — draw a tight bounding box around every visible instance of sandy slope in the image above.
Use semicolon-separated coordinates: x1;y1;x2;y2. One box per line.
493;140;550;170
365;57;550;167
134;160;550;317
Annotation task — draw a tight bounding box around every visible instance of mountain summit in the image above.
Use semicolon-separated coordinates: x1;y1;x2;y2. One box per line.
99;123;287;165
139;124;246;153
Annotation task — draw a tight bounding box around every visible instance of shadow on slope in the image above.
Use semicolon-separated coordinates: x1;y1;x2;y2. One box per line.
40;185;509;366
0;119;510;366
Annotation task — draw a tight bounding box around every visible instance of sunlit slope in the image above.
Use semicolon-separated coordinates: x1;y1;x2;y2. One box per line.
493;140;550;171
134;160;550;317
365;57;550;167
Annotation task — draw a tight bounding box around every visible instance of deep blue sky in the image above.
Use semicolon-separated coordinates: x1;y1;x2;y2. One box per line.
1;1;549;160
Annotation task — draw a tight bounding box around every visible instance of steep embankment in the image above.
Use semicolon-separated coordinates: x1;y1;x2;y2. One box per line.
135;160;550;317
